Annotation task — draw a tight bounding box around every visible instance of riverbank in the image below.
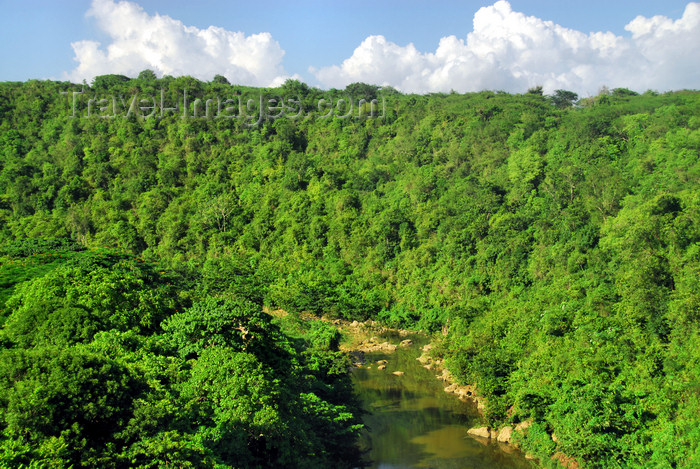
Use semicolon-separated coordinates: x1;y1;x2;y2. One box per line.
349;331;534;468
413;336;582;469
267;310;576;468
325;317;541;465
334;318;578;469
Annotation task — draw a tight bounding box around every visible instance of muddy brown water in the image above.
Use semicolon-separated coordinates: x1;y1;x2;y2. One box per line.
350;335;536;469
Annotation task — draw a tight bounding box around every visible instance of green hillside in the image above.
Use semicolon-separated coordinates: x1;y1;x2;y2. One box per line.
0;76;698;467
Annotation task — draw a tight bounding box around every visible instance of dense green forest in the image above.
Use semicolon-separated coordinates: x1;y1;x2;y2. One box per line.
0;75;698;467
0;240;362;467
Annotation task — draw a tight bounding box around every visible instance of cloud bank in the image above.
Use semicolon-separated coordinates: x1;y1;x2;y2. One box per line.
312;1;700;94
67;0;293;86
67;0;699;94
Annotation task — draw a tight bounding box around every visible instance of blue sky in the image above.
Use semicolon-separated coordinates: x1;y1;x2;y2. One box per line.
0;0;697;94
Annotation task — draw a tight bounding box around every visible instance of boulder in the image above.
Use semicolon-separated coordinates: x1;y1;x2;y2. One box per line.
378;365;386;370
443;381;476;400
381;342;397;352
497;426;513;443
467;426;491;439
399;339;413;347
376;360;388;365
353;339;397;353
515;420;532;434
392;371;404;376
416;354;431;364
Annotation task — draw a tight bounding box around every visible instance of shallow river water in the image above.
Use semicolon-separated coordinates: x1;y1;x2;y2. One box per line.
351;336;535;469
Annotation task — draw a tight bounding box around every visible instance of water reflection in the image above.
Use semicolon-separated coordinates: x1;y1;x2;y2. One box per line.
351;337;535;469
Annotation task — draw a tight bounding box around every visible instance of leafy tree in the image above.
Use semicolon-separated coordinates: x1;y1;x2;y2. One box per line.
345;82;379;102
161;296;284;364
211;74;230;85
0;347;142;467
3;252;182;342
92;74;131;92
137;69;158;81
551;89;579;108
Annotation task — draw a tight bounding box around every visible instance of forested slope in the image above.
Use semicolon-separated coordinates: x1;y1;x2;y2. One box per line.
0;239;362;467
0;76;698;467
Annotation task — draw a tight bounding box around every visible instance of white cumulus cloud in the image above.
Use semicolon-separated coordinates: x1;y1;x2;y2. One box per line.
312;1;700;94
66;0;294;86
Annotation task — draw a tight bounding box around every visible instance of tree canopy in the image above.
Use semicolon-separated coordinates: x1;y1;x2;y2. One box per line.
0;76;698;467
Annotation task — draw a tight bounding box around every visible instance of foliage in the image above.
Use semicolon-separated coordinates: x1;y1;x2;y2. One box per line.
0;76;699;467
0;249;363;468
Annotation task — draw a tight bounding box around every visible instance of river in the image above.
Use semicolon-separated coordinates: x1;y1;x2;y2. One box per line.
350;335;535;469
